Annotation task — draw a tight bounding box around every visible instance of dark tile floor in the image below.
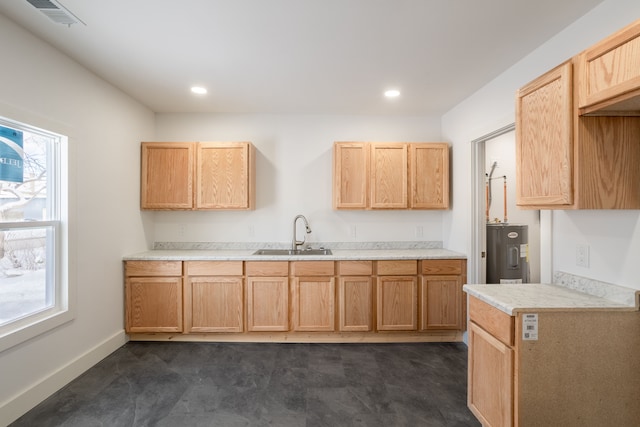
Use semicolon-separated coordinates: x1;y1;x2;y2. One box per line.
10;342;481;427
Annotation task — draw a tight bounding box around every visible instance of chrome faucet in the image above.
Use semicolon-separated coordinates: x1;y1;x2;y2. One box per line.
292;214;311;251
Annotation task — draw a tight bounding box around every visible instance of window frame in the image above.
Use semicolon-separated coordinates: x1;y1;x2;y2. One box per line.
0;116;70;354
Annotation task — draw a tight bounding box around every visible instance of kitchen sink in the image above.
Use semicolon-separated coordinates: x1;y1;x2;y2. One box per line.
253;248;333;256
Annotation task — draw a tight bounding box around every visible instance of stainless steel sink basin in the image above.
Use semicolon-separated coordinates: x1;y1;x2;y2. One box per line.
253;248;332;256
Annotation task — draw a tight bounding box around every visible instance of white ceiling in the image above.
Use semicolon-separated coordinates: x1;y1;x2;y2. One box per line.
0;0;605;115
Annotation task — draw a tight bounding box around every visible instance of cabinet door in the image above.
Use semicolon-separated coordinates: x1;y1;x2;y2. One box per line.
468;322;514;427
338;276;372;331
126;277;183;333
196;142;255;210
516;61;573;207
333;142;369;209
292;277;335;331
370;143;408;209
183;276;243;333
140;142;194;209
578;19;640;114
420;275;462;330
376;276;417;331
409;143;449;209
246;276;289;331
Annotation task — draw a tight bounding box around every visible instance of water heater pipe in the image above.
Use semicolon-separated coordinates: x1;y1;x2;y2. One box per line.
503;176;508;224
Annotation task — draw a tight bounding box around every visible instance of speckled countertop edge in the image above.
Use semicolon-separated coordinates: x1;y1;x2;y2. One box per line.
464;272;639;315
123;248;467;261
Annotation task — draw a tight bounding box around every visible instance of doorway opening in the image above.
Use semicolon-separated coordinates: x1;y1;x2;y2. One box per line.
470;124;550;284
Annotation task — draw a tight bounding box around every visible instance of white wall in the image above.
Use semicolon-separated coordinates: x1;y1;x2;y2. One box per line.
154;113;445;245
442;0;640;290
0;14;155;425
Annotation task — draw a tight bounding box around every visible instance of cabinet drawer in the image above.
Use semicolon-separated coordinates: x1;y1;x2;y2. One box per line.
184;261;243;276
245;261;288;276
337;260;373;276
421;259;463;275
290;261;335;276
125;260;182;277
377;260;417;275
469;296;514;346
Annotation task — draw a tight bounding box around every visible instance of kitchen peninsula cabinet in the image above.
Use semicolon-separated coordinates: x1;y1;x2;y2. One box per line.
337;261;373;332
333;142;450;210
183;261;244;333
125;261;183;333
376;260;418;331
245;261;289;331
140;141;255;210
291;261;336;332
466;287;640;427
516;27;640;210
419;259;466;330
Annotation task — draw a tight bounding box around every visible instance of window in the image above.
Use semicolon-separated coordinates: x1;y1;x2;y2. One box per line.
0;116;68;352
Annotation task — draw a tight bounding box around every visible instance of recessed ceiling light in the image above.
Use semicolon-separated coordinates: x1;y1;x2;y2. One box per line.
191;86;207;95
384;89;400;98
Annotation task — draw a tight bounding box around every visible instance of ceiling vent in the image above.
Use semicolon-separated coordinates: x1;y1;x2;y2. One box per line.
25;0;85;26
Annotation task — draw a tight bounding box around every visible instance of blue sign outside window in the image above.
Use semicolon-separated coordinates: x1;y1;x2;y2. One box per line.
0;125;24;183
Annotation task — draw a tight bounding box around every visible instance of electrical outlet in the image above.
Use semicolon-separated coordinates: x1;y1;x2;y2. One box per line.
178;224;186;238
415;226;424;238
248;225;255;238
576;244;590;267
349;225;357;238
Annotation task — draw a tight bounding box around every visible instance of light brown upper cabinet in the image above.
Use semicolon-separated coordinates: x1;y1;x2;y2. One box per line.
409;143;450;209
141;141;255;210
516;61;574;208
578;18;640;116
370;143;408;208
516;58;640;209
332;142;369;209
141;142;195;209
333;142;450;210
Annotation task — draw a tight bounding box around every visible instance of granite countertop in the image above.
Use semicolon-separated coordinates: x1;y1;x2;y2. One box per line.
464;273;640;315
123;248;467;261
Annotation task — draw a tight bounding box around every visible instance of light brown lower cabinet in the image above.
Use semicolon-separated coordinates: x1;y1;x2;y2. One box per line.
291;261;335;332
467;295;640;427
337;261;373;332
376;260;418;331
420;259;466;330
183;261;244;333
125;261;183;333
246;261;289;331
468;321;513;425
124;257;467;340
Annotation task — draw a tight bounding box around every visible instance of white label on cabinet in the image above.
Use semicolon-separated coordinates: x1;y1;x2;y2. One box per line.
522;313;538;340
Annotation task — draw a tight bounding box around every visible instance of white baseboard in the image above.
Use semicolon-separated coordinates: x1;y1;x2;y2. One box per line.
0;330;127;427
